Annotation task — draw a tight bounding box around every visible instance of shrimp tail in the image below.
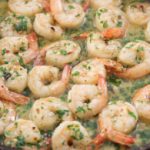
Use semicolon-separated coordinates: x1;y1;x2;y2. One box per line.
82;0;90;12
9;91;29;105
102;28;124;40
93;133;106;145
73;32;89;40
107;129;135;145
27;32;38;51
98;75;107;99
0;80;29;105
42;0;51;12
61;65;71;84
98;58;124;73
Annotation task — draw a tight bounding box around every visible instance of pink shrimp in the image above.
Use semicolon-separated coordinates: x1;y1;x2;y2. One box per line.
102;28;125;40
93;101;138;146
21;32;39;64
82;0;90;12
0;79;29;105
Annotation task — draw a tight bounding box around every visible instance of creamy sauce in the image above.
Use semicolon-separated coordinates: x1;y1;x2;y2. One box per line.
0;0;150;149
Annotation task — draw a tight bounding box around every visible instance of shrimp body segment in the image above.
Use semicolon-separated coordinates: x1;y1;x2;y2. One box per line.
52;121;91;150
90;0;122;9
95;7;127;32
29;97;73;131
33;13;63;40
4;119;41;146
126;2;150;26
8;0;43;16
71;59;106;84
117;41;150;79
45;40;81;68
28;65;71;98
95;101;138;145
132;85;150;122
68;76;108;120
50;0;85;28
87;32;121;59
0;102;16;135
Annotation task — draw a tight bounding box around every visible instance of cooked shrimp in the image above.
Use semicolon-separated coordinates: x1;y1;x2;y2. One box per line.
0;64;27;93
145;20;150;42
52;121;91;150
117;40;150;79
126;2;150;26
28;65;71;98
0;14;32;37
132;85;150;122
4;119;41;147
90;0;122;9
29;97;72;131
50;0;85;28
71;59;106;84
94;101;138;145
0;32;39;64
95;7;127;33
68;76;107;120
0;102;16;135
87;32;121;59
19;32;39;64
8;0;43;16
33;13;63;40
45;40;81;68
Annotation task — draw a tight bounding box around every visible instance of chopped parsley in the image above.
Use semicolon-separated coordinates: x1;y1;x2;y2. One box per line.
68;5;75;9
15;16;28;32
60;49;67;55
128;111;137;120
56;109;69;118
116;21;122;27
67;124;84;141
1;48;6;55
72;71;80;76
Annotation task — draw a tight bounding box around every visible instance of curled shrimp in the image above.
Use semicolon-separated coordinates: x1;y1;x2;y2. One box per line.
68;75;108;120
8;0;43;16
0;32;39;65
29;97;73;131
4;119;41;147
0;64;28;93
87;32;122;59
33;13;63;40
116;40;150;79
71;58;106;84
50;0;85;28
126;2;150;26
45;40;81;68
52;121;91;150
94;101;138;146
132;84;150;123
28;65;71;98
95;7;127;34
